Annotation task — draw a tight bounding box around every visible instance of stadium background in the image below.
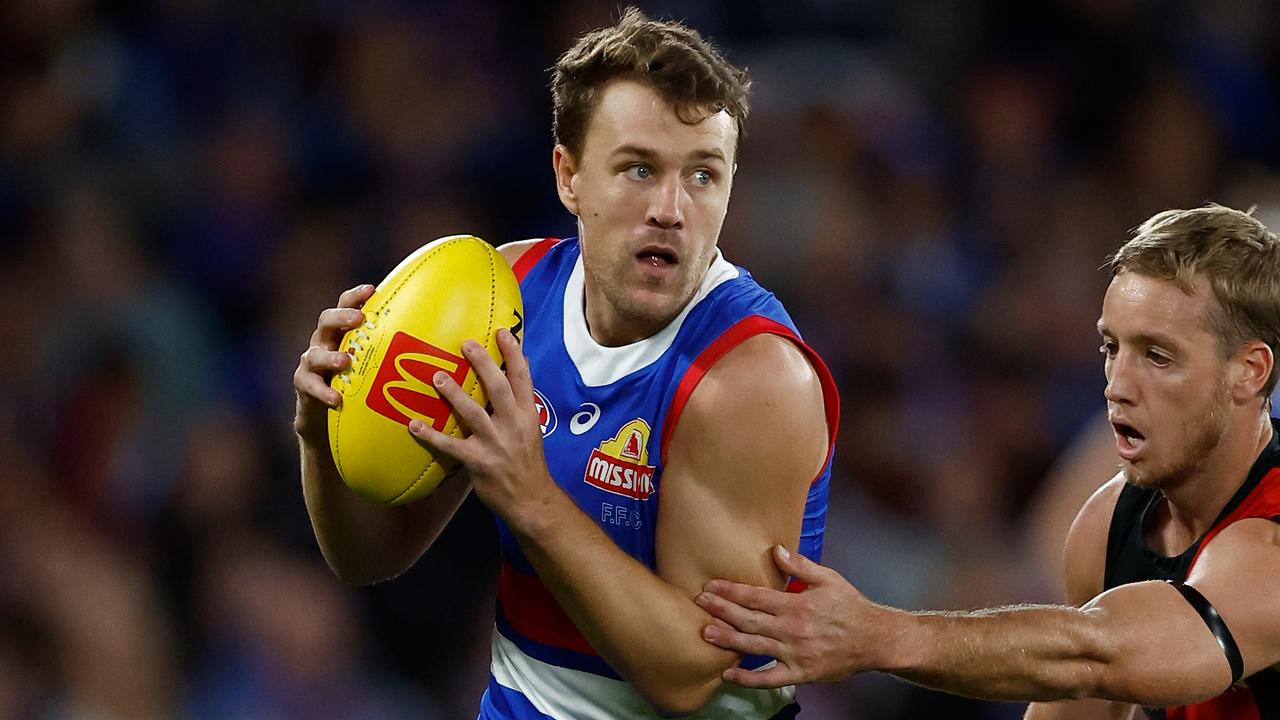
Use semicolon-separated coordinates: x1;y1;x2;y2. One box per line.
2;0;1278;717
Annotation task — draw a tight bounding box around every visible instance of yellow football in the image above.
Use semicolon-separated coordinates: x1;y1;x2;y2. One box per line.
328;235;523;505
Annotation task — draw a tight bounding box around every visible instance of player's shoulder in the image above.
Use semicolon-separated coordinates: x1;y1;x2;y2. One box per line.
686;330;824;443
1063;473;1127;604
497;237;560;267
1075;473;1128;528
1196;515;1280;565
665;331;830;494
709;331;817;388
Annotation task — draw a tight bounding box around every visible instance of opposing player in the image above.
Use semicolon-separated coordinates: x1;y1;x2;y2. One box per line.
697;204;1280;719
292;9;838;719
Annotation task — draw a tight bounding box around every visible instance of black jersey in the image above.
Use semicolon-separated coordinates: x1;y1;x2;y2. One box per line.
1104;418;1280;719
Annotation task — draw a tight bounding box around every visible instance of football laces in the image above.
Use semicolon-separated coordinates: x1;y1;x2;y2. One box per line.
339;319;378;384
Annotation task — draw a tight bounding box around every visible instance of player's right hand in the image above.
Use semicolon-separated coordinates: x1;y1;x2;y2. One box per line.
293;284;376;445
698;544;872;688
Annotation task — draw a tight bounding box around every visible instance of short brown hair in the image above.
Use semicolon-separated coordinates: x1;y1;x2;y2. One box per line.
550;7;752;159
1109;203;1280;399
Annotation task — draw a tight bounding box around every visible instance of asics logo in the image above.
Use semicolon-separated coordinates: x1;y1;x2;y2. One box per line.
569;403;601;435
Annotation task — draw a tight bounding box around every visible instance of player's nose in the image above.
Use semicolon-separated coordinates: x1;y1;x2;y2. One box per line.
646;176;685;229
1103;357;1137;405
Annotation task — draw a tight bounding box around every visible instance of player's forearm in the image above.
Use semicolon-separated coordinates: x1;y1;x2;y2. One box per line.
300;440;407;583
885;604;1110;702
506;491;737;715
300;441;467;584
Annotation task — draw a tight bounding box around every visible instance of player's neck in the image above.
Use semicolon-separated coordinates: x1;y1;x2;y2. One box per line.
1162;411;1273;541
585;311;665;346
578;254;715;346
580;290;674;347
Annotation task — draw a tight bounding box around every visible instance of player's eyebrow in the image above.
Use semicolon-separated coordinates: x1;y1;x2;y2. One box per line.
609;144;728;165
1097;321;1182;350
609;144;659;161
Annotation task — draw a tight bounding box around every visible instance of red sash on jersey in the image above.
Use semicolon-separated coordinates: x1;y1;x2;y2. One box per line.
1172;467;1280;720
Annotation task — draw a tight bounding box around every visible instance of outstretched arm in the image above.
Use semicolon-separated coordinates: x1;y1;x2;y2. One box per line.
700;481;1280;708
700;546;1236;703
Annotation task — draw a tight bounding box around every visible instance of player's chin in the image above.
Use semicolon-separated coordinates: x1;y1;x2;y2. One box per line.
1121;458;1172;489
1121;466;1148;488
625;291;688;325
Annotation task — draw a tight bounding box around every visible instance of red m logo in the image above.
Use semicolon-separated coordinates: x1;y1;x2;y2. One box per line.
365;331;470;431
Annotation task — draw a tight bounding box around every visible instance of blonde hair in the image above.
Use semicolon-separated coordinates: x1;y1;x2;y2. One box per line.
1110;203;1280;399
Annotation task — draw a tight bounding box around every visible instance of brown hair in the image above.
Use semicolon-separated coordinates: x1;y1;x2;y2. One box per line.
550;7;751;159
1109;203;1280;399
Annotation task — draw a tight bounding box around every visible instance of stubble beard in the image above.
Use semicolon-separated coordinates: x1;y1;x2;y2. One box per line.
1123;383;1231;491
583;247;704;338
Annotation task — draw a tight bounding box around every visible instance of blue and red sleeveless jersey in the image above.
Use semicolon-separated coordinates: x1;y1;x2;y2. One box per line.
478;238;838;719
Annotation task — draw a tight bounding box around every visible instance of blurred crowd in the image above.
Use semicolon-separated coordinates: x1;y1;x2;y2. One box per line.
2;0;1277;718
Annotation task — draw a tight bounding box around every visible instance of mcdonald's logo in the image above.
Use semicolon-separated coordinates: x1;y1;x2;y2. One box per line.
365;331;470;431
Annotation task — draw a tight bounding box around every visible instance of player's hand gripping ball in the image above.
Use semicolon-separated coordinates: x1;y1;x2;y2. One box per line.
328;235;524;505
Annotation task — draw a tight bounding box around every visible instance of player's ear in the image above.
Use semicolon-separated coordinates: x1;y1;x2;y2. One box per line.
553;144;581;217
1232;339;1274;405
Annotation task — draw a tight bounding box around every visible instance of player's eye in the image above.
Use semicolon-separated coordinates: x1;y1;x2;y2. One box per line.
691;169;712;186
625;164;652;181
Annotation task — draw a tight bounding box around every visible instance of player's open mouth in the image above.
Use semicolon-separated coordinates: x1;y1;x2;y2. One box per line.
637;246;678;266
1112;421;1147;460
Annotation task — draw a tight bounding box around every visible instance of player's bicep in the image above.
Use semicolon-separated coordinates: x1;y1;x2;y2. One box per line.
1084;579;1236;705
1184;518;1280;680
655;335;829;599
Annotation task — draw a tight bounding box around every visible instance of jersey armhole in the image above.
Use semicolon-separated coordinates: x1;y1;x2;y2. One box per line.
511;237;560;282
657;315;840;477
1103;483;1149;590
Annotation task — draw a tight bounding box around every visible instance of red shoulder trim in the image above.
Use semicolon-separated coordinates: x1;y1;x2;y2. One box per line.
511;238;560;282
1189;467;1280;572
658;316;840;483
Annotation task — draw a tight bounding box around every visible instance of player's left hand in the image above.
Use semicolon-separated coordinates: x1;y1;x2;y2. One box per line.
407;328;554;524
697;544;877;688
